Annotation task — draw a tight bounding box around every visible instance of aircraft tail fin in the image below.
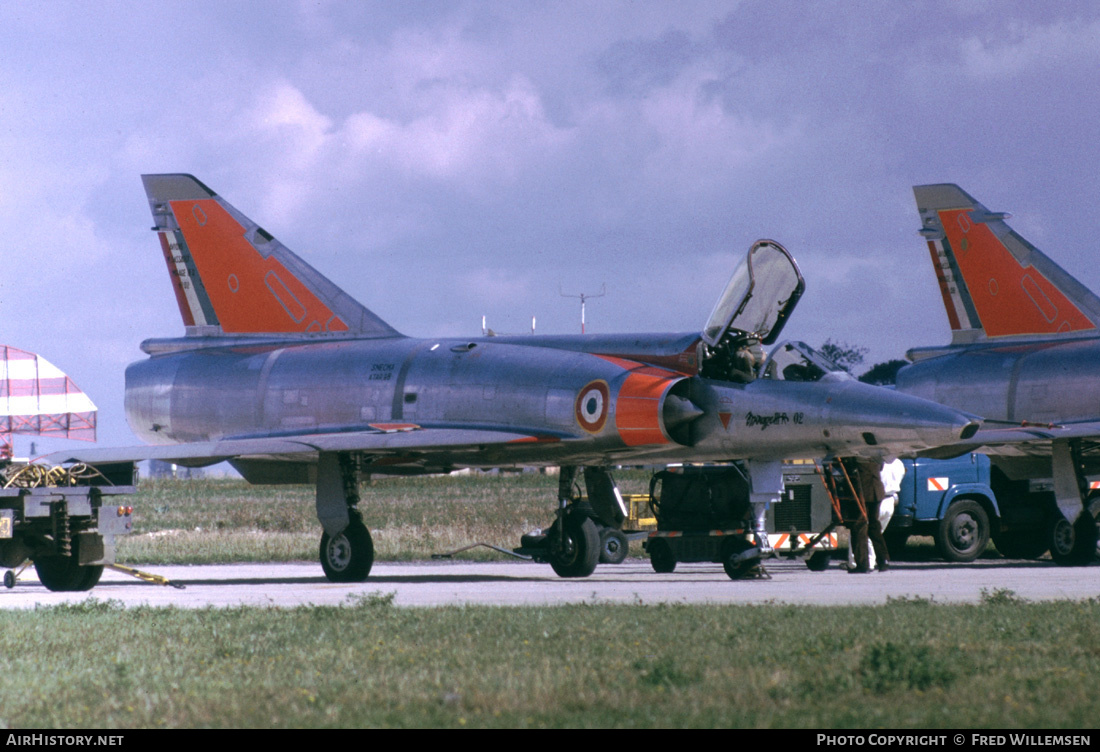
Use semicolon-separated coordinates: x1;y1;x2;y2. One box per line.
142;174;400;338
914;183;1100;346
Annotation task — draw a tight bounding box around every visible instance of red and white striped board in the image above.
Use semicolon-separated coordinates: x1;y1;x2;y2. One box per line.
770;532;838;550
0;345;96;445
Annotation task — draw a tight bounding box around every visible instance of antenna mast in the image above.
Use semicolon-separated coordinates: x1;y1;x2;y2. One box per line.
560;284;605;334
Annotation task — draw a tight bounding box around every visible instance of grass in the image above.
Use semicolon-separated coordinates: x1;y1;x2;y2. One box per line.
117;473;1014;565
0;595;1097;728
12;473;1088;729
118;471;653;564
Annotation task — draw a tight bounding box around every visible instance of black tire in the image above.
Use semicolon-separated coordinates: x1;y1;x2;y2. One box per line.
935;500;990;562
1049;511;1099;566
549;514;600;578
806;550;831;572
35;557;103;592
721;537;760;580
598;528;629;565
34;535;104;592
648;538;676;573
78;565;104;590
320;518;375;582
992;530;1049;560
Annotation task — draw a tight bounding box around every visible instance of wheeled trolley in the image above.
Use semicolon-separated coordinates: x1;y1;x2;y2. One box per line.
642;465;766;579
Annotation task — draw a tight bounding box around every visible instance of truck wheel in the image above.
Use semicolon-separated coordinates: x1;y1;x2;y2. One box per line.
549;514;600;578
992;530;1048;560
35;557;103;592
598;528;629;565
78;565;103;590
935;500;990;562
320;519;374;582
648;538;676;573
34;534;104;592
1048;510;1099;566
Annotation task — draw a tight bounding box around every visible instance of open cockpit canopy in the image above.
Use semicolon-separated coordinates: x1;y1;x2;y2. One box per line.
701;239;804;348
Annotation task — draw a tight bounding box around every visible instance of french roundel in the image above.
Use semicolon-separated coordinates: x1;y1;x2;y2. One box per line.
575;380;610;433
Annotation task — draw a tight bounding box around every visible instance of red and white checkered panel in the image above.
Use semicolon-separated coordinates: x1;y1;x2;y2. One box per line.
0;346;96;442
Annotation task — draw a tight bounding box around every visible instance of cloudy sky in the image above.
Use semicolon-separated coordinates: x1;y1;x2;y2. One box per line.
2;0;1099;452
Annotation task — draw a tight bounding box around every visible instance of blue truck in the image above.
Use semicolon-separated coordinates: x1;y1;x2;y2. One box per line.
884;453;1051;562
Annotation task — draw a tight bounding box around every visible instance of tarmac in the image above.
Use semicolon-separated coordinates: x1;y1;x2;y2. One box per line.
0;556;1097;609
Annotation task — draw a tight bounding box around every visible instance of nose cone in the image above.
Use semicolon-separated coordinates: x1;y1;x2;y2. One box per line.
829;378;981;456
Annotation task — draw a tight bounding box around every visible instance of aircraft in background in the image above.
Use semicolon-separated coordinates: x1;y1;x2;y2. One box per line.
50;174;979;584
897;183;1100;564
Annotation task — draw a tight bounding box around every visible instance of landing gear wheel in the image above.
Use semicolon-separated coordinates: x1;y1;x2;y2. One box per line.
320;518;375;582
993;530;1049;560
647;538;676;573
549;514;600;578
3;571;15;589
935;500;989;562
721;537;761;580
806;550;831;571
598;528;629;564
1049;510;1099;566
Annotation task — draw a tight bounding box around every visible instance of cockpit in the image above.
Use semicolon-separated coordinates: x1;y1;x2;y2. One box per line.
760;340;848;382
698;240;811;384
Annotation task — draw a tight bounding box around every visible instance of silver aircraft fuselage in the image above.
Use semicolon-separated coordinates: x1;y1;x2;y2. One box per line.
899;337;1100;429
126;331;979;478
898;335;1100;479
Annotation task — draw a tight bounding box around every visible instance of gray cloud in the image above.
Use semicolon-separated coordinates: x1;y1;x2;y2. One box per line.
1;0;1098;450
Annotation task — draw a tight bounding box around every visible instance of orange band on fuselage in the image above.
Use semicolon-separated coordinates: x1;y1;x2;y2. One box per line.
596;355;679;447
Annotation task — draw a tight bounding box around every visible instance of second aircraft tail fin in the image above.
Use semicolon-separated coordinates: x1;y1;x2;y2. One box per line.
143;174;400;339
914;183;1100;346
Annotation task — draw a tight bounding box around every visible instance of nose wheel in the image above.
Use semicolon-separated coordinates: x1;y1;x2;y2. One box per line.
548;513;600;578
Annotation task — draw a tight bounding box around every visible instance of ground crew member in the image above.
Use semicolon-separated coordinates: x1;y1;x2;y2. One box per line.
848;458;889;573
847;457;904;571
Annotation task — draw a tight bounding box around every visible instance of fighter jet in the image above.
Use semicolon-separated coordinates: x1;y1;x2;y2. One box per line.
50;174;979;585
897;184;1100;564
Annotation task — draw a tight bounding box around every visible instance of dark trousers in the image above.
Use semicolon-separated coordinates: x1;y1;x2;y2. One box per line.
851;500;889;570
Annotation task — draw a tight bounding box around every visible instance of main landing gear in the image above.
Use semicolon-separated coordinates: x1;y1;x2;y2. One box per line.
316;452;375;583
312;455;628;583
1049;440;1100;567
1049;496;1100;566
515;465;630;578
